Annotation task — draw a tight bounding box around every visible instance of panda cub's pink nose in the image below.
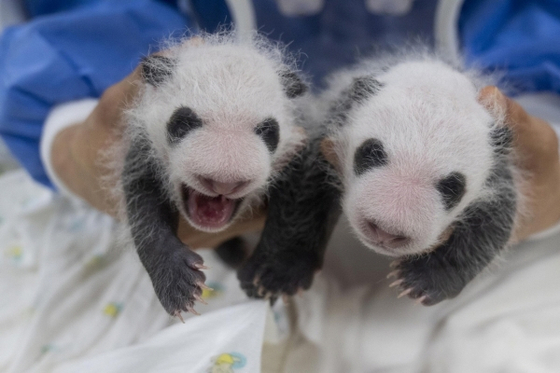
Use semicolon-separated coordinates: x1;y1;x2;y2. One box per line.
198;176;249;196
367;221;410;249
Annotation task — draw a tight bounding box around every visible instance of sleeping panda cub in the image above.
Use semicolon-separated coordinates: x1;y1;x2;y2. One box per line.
321;53;522;305
121;33;307;317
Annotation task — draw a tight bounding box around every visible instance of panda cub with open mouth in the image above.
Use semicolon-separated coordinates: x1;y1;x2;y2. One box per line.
320;51;523;305
121;33;307;318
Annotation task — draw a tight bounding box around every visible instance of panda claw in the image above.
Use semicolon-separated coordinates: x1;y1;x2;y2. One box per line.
389;261;399;268
253;275;261;287
198;282;213;292
397;288;412;299
194;294;208;305
186;306;200;316
415;295;428;305
175;311;185;324
387;270;400;279
389;279;404;288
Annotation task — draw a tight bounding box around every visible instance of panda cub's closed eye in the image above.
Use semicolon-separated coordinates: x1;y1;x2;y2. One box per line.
354;138;388;176
436;172;467;210
255;118;280;152
167;107;203;144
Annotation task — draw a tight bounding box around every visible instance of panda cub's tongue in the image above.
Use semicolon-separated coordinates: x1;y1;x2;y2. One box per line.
188;190;235;229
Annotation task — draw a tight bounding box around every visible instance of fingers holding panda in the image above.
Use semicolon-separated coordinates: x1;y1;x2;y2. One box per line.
479;86;559;171
478;86;560;241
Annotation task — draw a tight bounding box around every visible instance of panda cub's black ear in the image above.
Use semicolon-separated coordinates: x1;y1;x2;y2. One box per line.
279;69;308;98
490;126;514;156
347;76;383;104
141;55;175;86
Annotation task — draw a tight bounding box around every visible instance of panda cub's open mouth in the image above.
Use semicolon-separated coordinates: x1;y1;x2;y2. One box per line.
182;185;242;230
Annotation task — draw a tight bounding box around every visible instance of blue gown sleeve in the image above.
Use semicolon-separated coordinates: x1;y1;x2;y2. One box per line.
459;0;560;95
0;0;189;188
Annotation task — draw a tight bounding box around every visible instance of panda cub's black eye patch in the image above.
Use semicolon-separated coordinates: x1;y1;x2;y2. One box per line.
437;172;467;211
354;138;388;176
255;118;280;152
167;107;203;144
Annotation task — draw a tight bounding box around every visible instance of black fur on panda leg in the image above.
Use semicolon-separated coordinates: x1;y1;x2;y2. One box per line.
392;158;518;305
214;236;248;269
237;136;342;299
123;137;207;317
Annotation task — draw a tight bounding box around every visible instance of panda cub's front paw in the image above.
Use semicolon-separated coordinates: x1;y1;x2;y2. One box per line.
237;251;318;300
389;255;467;306
150;248;208;318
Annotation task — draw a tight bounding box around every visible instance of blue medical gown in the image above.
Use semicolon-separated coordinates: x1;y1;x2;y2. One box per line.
460;0;560;94
0;0;188;188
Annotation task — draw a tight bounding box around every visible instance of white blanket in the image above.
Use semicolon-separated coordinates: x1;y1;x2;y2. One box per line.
2;168;560;373
0;170;281;373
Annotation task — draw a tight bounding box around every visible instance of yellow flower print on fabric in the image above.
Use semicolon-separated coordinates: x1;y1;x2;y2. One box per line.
103;302;123;317
209;352;247;373
84;255;106;270
5;245;22;263
201;282;224;300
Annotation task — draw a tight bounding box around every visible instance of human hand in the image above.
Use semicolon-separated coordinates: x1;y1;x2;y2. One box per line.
479;86;560;241
51;63;266;248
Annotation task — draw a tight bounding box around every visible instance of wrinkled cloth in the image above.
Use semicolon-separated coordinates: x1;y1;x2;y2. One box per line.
285;220;560;373
0;170;284;373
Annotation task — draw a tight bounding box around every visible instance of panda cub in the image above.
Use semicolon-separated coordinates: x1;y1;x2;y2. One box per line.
121;33;307;317
320;52;522;305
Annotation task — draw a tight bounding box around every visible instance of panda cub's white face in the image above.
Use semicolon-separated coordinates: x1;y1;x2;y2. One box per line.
333;60;496;257
131;38;305;233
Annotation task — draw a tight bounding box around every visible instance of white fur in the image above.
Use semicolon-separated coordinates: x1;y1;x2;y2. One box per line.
124;32;306;232
323;55;511;257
